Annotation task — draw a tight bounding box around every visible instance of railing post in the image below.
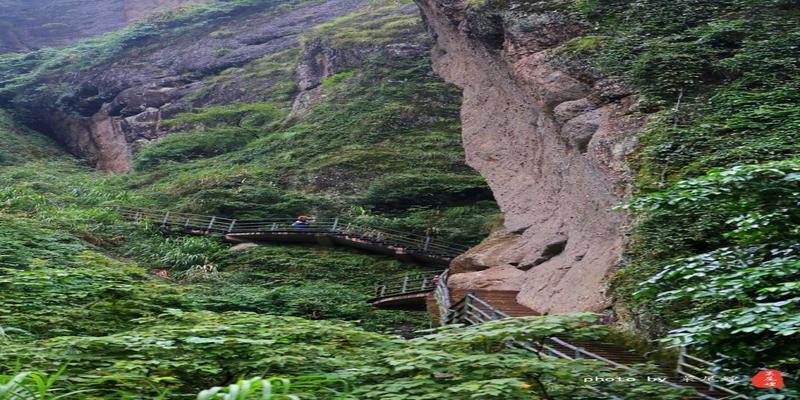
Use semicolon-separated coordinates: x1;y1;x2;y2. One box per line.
228;219;237;233
135;211;142;223
332;218;339;232
380;285;386;297
575;347;583;359
422;277;429;289
677;346;685;375
424;236;431;250
271;222;277;231
161;211;170;226
184;218;191;228
206;216;216;233
401;275;409;293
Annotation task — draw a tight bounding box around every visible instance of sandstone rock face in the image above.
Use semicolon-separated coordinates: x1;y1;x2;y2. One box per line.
0;0;200;54
415;0;644;314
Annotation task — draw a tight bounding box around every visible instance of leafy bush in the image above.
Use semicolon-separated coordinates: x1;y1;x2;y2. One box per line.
362;173;492;210
198;376;352;400
624;160;800;375
3;312;692;399
162;103;288;129
0;311;391;397
261;282;370;320
0;368;91;400
125;235;225;271
135;128;259;170
0;250;189;339
347;315;691;400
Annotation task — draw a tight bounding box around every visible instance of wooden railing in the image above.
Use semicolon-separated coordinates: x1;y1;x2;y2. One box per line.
677;347;745;397
374;270;444;298
444;292;507;325
111;206;469;259
444;293;737;400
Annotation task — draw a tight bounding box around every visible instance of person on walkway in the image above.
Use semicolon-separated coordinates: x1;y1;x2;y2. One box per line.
291;215;310;230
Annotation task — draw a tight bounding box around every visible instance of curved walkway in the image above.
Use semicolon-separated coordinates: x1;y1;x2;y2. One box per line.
112;206;468;266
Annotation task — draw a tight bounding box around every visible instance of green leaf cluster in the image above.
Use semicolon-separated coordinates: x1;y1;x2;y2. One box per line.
623;160;800;379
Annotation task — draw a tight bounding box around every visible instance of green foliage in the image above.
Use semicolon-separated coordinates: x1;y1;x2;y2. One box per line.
0;111;62;166
571;0;800;184
321;70;356;87
0;311;392;398
126;235;225;271
135;128;260;170
346;316;690;400
622;160;800;375
363;174;492;210
2;313;692;399
308;2;428;48
162;103;288;130
0;0;302;102
0;368;93;400
0;248;190;339
187;244;428;330
197;376;352;400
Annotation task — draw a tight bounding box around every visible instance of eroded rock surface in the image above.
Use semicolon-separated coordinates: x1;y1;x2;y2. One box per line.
415;0;644;314
0;0;200;54
4;0;434;172
9;0;371;172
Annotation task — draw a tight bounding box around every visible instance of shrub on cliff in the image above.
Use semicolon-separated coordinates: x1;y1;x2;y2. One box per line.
625;160;800;377
135;128;260;170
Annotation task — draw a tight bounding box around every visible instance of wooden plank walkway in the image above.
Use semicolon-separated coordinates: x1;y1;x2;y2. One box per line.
112;206;468;266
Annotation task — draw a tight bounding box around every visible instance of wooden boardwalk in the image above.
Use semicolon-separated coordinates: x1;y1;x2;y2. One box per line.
112;206;468;266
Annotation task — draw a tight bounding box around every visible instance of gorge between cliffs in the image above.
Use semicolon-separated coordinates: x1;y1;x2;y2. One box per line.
0;0;798;398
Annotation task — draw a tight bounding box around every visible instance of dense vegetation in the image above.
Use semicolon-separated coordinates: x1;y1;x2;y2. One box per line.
0;0;498;246
126;50;496;244
3;0;800;397
0;115;687;399
0;1;660;398
561;0;800;382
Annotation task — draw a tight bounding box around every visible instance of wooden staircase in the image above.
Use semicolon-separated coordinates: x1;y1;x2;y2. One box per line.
550;341;734;399
449;289;537;317
444;289;738;400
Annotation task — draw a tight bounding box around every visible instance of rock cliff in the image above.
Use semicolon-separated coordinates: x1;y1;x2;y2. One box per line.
1;0;370;172
415;0;644;314
0;0;200;54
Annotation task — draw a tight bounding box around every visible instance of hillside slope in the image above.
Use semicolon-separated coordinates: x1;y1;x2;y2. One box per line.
0;0;498;245
0;0;201;53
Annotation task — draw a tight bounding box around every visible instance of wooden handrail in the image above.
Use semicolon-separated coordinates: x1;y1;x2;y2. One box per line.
109;206;470;259
372;270;444;298
676;346;746;397
443;292;733;400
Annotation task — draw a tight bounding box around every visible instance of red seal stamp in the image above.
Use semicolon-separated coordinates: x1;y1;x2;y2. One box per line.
751;370;785;389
